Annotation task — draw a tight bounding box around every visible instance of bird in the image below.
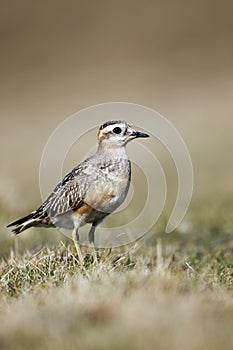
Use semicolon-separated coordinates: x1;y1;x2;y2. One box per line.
7;120;149;263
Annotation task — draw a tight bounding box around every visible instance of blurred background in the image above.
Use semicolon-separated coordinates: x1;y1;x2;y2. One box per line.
0;0;233;251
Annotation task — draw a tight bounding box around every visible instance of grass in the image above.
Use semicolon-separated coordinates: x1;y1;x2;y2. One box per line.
0;201;232;350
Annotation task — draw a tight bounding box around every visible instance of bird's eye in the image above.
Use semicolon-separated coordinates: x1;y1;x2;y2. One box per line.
113;127;122;134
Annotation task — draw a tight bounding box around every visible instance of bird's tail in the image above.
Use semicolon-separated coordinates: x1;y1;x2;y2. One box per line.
7;211;38;234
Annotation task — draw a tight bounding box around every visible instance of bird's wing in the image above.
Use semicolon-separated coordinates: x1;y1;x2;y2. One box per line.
44;168;94;217
7;160;95;233
43;182;83;217
38;157;99;218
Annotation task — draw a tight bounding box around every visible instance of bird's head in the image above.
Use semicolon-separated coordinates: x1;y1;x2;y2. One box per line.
98;120;149;147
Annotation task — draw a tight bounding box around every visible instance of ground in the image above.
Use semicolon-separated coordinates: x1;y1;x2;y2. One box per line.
0;201;232;350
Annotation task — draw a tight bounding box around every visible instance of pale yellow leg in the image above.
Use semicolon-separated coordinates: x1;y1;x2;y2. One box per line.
91;242;98;265
72;228;84;265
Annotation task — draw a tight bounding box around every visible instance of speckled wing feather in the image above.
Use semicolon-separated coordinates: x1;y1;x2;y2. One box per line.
7;158;94;233
40;158;94;217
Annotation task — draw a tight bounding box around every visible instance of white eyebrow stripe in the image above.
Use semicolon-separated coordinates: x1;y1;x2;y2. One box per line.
103;123;125;132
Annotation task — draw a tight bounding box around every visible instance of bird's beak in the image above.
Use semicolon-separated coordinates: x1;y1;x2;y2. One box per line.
130;130;150;139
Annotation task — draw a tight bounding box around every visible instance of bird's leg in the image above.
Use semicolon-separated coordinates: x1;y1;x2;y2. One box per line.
72;227;84;265
88;222;98;265
88;223;96;244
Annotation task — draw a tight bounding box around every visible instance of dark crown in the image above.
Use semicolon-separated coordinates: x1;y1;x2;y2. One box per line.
99;120;125;131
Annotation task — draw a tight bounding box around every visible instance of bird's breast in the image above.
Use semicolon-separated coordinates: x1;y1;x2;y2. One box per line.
84;172;130;214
